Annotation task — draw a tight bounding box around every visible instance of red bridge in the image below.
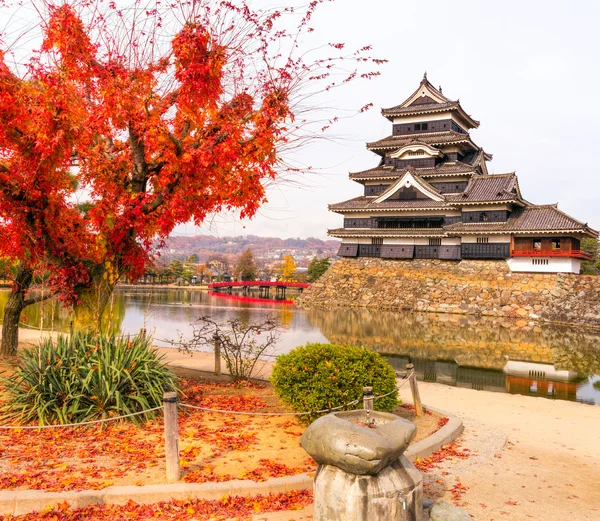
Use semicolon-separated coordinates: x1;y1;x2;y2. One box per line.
208;281;310;302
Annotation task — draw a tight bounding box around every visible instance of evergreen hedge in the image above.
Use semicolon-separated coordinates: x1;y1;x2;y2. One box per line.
271;343;399;424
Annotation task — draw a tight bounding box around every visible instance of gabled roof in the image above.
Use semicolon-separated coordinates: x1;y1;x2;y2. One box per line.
443;205;598;237
367;131;478;153
381;74;480;128
446;173;521;204
374;170;444;203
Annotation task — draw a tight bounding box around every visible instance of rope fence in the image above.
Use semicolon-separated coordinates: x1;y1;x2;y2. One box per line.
0;362;422;483
179;398;361;417
0;406;163;430
0;376;411;428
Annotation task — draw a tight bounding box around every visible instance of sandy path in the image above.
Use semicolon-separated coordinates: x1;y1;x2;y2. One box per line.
417;382;600;521
251;382;600;521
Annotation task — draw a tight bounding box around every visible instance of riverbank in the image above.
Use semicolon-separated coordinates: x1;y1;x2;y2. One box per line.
298;257;600;327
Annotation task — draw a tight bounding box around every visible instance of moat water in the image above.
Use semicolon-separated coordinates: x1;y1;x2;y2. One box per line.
1;287;599;405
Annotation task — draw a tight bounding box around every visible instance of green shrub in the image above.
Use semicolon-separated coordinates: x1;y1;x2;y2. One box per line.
271;343;399;423
0;333;177;425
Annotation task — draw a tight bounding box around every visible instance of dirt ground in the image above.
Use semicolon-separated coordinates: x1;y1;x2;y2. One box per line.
0;371;442;492
253;381;600;521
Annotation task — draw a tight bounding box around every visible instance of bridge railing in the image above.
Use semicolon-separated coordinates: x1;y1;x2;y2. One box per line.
208;281;310;289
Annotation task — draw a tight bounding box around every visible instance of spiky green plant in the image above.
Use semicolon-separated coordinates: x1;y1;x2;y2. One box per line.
0;333;177;425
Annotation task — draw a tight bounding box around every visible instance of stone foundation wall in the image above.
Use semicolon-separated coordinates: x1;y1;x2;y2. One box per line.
297;258;600;327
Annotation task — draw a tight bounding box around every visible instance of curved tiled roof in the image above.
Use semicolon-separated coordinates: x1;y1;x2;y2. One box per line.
328;228;447;238
329;196;452;213
367;131;476;151
381;102;480;129
349;161;478;181
382;100;458;116
447;173;520;204
444;205;598;236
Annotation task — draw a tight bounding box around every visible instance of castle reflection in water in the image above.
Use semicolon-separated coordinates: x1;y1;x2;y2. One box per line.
304;308;600;405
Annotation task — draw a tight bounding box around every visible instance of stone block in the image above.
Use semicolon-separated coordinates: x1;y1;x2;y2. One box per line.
429;500;471;521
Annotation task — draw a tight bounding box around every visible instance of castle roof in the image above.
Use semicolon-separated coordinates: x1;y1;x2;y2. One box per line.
349;161;478;181
366;131;478;153
328;228;447;238
329;196;452;213
444;205;598;236
381;74;480;128
446;173;522;205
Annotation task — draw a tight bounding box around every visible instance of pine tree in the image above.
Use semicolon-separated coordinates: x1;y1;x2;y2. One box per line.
307;257;331;282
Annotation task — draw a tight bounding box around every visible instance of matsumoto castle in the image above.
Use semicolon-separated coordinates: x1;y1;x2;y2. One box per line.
329;74;597;274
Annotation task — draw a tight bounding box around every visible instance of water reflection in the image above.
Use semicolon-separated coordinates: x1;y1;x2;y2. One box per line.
1;288;599;405
304;308;600;405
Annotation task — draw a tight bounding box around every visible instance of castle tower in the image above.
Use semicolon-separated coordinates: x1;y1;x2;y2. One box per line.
328;75;597;273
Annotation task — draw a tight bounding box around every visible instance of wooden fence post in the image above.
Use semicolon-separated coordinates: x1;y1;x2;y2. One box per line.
214;336;222;376
362;386;374;413
405;363;423;417
163;392;180;483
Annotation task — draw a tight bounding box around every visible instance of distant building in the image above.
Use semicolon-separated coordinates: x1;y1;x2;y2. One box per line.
329;74;598;273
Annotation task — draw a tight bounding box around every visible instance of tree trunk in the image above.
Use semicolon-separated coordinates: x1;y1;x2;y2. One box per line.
0;265;33;358
71;263;117;334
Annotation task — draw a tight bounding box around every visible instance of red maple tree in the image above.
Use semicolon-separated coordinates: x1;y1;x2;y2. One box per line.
0;43;99;355
0;0;384;344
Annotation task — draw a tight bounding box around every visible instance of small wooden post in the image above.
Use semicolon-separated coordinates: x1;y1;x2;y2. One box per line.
139;327;147;340
362;386;374;413
405;363;423;417
163;392;180;483
214;336;222;376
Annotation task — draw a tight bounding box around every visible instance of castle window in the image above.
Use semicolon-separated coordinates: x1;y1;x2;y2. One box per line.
421;123;428;130
477;237;489;244
371;238;383;245
479;212;488;222
429;238;442;246
414;123;421;131
533;239;542;249
552;239;561;249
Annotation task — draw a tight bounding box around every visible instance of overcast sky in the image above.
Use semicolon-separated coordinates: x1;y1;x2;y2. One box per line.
174;0;600;241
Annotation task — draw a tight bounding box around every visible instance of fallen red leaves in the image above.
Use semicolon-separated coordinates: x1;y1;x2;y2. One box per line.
0;378;312;492
436;417;449;430
449;478;469;503
414;442;471;473
0;491;313;521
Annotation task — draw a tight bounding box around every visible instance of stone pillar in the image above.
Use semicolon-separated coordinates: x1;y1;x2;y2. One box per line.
301;410;423;521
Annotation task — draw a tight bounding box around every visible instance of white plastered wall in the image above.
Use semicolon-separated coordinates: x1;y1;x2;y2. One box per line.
506;257;581;274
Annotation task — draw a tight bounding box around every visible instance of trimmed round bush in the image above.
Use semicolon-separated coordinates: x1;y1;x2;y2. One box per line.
0;333;177;425
271;343;399;423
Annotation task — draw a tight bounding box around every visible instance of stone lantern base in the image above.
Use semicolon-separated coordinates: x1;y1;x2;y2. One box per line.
312;456;423;521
